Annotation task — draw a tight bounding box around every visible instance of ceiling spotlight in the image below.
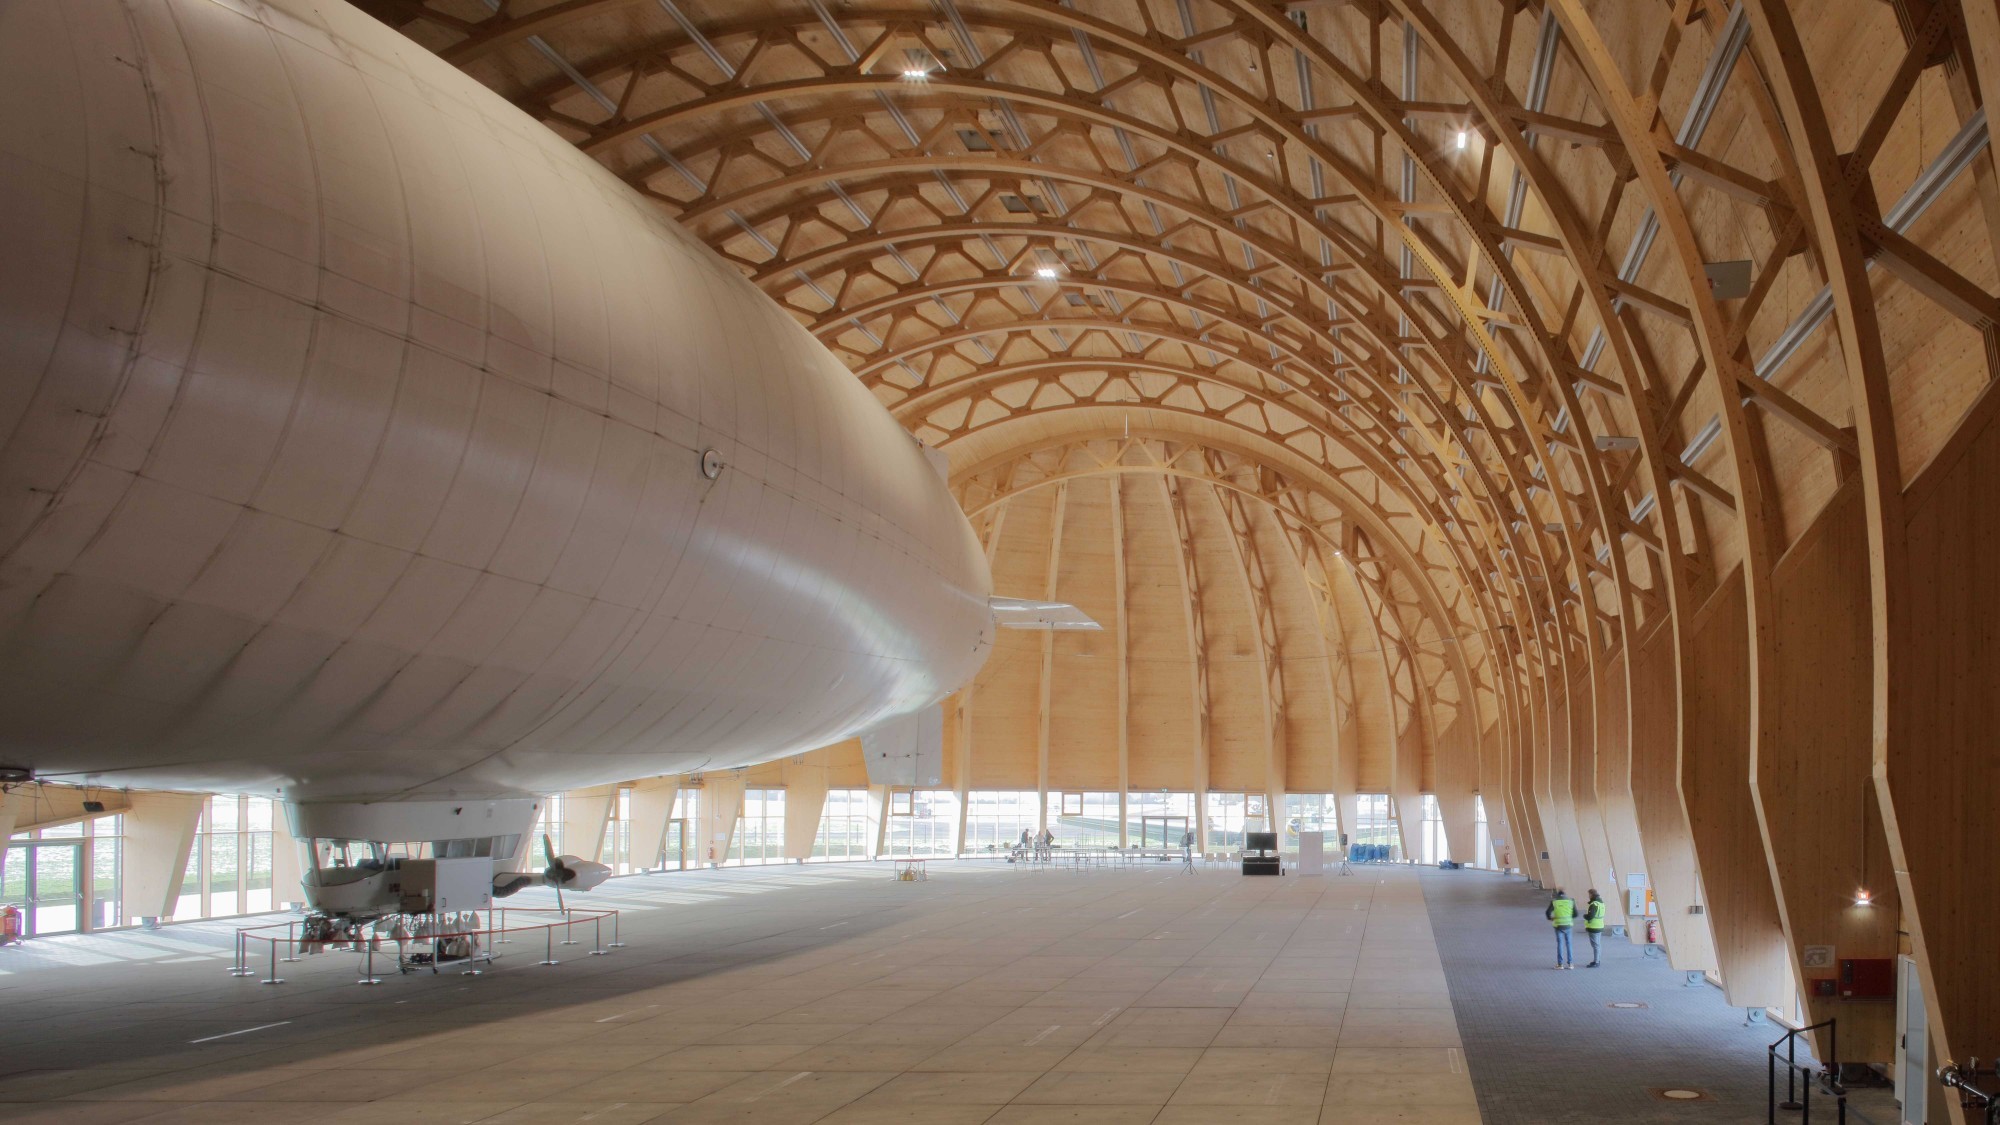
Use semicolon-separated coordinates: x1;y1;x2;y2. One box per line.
1854;889;1874;906
1456;130;1469;150
1034;266;1059;279
902;68;930;80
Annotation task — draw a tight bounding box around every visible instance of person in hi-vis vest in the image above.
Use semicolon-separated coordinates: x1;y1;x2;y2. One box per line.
1582;890;1608;967
1545;889;1577;969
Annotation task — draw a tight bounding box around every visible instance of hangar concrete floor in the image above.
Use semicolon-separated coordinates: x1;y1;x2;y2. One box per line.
0;861;1858;1124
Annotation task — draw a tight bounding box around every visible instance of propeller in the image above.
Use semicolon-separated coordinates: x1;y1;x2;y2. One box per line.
542;833;568;913
540;834;612;913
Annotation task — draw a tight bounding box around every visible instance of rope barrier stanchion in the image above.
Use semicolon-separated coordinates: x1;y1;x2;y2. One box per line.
261;935;284;985
494;906;511;943
606;909;624;949
560;908;578;946
539;919;560;966
281;920;301;962
461;918;485;977
357;937;382;985
229;931;255;977
589;915;607;955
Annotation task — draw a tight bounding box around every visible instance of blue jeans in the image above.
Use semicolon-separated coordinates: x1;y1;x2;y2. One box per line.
1588;929;1602;962
1554;927;1573;964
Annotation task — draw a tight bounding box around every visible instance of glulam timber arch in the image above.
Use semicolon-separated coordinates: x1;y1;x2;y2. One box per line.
363;0;2000;1093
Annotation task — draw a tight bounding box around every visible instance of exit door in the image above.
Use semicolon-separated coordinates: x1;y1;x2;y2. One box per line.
661;819;689;871
1141;815;1191;852
2;842;84;937
1897;955;1927;1125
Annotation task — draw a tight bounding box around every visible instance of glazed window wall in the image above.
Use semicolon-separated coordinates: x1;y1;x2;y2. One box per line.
962;791;1040;854
812;789;872;861
1473;796;1497;869
1420;795;1448;865
729;788;786;865
173;796;276;921
1350;793;1402;860
885;789;958;857
1047;791;1120;847
1205;793;1271;850
1283;793;1337;851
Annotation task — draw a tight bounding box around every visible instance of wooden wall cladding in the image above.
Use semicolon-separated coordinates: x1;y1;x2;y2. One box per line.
1761;480;1899;1060
1683;570;1791;1008
1888;404;2000;1070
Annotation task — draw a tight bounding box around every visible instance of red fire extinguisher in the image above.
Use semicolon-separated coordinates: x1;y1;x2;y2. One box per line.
1646;918;1660;945
0;904;22;945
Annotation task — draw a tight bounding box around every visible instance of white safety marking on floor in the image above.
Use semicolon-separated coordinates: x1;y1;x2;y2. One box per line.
746;1072;813;1100
595;1004;659;1023
1093;1007;1123;1027
1115;909;1140;919
189;1021;291;1044
1448;1047;1466;1074
818;921;849;929
1024;1024;1061;1045
576;1104;628;1122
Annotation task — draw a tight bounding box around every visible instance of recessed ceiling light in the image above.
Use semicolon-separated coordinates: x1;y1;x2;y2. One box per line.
1457;130;1470;150
1034;266;1059;279
902;68;930;80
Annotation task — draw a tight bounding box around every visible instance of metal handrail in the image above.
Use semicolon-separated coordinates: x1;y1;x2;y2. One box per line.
1769;1018;1845;1125
227;906;619;985
1939;1062;2000;1124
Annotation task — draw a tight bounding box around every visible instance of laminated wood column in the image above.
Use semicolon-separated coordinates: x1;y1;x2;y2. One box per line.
1034;483;1069;828
121;793;205;921
1594;652;1651;939
1568;671;1623;922
1163;478;1211;849
1508;687;1553;885
782;762;829;861
1111;476;1130;844
1475;716;1516;869
1389;640;1426;863
1629;622;1716;970
1758;481;1898;1062
1433;717;1479;865
627;777;679;871
1538;685;1590;892
1682;569;1790;1008
559;785;616;863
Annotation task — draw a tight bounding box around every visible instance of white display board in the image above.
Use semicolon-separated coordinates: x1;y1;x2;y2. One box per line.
1298;830;1325;876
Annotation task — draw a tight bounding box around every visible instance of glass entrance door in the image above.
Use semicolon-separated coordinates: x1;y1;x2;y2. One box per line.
3;842;84;936
1140;815;1191;852
661;819;689;870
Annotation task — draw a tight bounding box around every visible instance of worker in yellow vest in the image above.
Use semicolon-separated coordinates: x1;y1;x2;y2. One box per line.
1583;889;1608;968
1545;888;1576;969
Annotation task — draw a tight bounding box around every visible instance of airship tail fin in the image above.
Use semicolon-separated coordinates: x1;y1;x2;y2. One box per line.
988;596;1104;630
